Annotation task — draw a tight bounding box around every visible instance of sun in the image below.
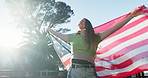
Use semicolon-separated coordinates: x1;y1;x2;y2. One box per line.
0;3;22;49
0;2;22;63
0;28;22;48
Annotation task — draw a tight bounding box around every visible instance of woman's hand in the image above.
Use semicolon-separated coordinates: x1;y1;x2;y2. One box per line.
47;28;68;42
130;7;144;18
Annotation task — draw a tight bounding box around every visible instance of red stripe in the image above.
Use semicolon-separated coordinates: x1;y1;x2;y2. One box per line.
94;5;147;34
99;64;148;78
63;58;71;67
95;51;148;72
104;16;148;40
94;14;148;34
95;39;148;62
94;7;148;78
94;13;130;33
96;26;147;54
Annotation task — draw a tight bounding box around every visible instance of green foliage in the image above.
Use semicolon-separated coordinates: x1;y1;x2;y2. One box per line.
18;29;63;70
6;0;74;70
6;0;74;31
45;1;74;28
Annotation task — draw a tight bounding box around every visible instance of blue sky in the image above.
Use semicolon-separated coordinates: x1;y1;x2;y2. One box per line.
58;0;148;33
0;0;148;34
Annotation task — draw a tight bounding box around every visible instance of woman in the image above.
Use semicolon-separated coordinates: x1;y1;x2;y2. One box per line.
47;7;143;78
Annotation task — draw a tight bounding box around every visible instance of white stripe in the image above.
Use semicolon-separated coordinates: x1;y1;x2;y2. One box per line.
61;53;71;62
99;20;147;48
144;8;148;10
51;35;71;70
111;46;148;64
95;45;148;67
51;36;72;66
124;15;145;24
52;37;70;56
99;17;148;48
97;33;148;58
96;57;148;76
144;13;148;16
65;64;71;70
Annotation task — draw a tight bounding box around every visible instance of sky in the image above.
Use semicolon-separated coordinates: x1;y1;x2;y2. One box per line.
0;0;148;48
57;0;148;33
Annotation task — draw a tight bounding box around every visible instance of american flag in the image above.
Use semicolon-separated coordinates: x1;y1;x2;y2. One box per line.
50;5;148;78
50;35;72;70
94;5;148;78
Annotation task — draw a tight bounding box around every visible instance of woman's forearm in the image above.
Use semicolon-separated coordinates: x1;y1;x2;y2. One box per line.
100;14;134;40
100;7;143;40
47;28;68;42
109;14;134;34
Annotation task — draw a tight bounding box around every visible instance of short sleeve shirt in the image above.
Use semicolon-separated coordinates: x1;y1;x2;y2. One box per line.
68;33;101;56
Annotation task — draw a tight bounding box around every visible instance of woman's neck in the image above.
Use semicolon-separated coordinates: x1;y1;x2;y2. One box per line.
77;29;86;34
80;29;86;33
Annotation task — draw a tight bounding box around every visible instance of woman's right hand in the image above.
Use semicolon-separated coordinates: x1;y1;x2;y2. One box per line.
47;28;68;42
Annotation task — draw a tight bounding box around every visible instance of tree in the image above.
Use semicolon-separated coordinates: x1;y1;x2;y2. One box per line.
6;0;74;70
6;0;74;31
18;29;62;70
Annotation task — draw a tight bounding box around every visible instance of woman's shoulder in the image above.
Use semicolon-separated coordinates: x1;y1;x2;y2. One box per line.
67;33;77;36
67;33;78;42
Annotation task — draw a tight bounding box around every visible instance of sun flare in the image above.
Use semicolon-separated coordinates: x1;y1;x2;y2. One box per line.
0;3;22;49
0;28;22;48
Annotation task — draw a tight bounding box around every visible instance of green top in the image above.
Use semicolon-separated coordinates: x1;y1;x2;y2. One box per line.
68;33;101;56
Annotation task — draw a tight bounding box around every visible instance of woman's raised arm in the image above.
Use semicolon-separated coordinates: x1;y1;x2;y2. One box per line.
47;28;68;42
99;7;143;40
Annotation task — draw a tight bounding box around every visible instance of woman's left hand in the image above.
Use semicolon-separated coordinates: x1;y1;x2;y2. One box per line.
130;7;144;18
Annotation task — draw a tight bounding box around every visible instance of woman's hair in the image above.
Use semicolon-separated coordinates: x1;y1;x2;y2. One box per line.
83;18;100;50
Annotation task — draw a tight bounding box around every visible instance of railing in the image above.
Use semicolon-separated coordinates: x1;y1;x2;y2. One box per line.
0;70;67;78
0;70;147;78
127;72;148;78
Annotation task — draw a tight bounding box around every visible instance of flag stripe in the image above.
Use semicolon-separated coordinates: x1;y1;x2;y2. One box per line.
96;26;148;55
96;57;148;76
94;14;147;34
95;7;148;77
95;45;148;69
61;53;71;63
100;64;148;78
103;15;148;39
96;32;147;58
95;51;148;71
97;17;148;49
63;58;71;67
94;13;130;33
95;39;148;62
97;22;148;54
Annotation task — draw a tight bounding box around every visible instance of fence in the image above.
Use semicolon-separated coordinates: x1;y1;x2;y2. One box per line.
0;70;147;78
0;70;67;78
127;71;148;78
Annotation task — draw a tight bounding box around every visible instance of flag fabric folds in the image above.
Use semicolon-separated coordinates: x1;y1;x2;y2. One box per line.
94;5;148;78
50;35;72;70
49;5;148;78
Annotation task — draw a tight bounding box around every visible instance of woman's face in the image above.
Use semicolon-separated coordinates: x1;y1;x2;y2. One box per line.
78;19;86;30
